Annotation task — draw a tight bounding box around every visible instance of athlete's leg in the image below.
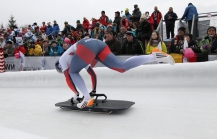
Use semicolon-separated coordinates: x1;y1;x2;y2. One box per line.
85;65;97;92
97;46;157;73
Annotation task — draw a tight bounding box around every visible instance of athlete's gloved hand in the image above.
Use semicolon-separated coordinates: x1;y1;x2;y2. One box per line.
55;60;63;74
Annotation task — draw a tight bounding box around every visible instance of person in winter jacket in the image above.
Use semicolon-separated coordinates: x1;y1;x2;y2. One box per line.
46;22;53;40
199;26;217;53
113;11;122;33
151;6;162;30
56;34;63;46
145;12;154;30
181;3;198;37
91;23;104;40
105;31;122;55
122;31;144;55
130;4;141;23
41;40;50;56
146;31;167;54
53;20;60;37
117;26;126;46
130;22;138;37
62;21;75;36
125;8;132;22
169;27;186;53
99;11;109;26
49;40;64;56
76;20;84;33
14;43;26;56
137;14;152;44
83;17;90;31
27;40;42;56
120;15;130;30
185;33;201;53
164;7;178;39
40;22;47;32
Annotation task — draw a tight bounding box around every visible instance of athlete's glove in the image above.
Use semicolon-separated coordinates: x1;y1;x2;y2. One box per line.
55;60;63;74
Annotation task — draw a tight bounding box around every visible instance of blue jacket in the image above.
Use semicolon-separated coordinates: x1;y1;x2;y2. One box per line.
46;25;53;36
49;45;64;56
125;12;132;22
181;4;198;22
53;24;60;36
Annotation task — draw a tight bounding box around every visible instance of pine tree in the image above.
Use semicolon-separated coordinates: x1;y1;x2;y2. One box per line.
8;15;18;28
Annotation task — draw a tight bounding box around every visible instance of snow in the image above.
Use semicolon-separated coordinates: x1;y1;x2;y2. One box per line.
0;62;217;139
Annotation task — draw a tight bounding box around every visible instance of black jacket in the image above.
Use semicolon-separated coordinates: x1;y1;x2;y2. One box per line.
122;38;144;55
164;12;178;25
113;16;122;33
131;8;141;23
105;38;122;55
137;20;152;40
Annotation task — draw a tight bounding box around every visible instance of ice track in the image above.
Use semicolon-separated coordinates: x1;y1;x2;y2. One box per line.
0;62;217;139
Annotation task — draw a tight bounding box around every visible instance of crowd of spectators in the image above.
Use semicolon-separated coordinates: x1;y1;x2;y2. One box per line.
0;3;216;60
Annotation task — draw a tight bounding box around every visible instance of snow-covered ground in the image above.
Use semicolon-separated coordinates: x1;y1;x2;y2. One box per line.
0;62;217;139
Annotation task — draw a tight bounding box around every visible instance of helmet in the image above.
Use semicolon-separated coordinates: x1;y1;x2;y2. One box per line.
55;60;63;74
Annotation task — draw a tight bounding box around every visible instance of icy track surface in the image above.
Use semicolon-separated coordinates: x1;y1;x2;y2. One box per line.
0;62;217;139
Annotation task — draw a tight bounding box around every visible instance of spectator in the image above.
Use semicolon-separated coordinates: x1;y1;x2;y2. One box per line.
164;7;178;39
3;40;14;57
27;40;42;56
46;22;53;40
14;43;26;56
169;27;186;53
117;26;127;46
0;35;6;48
40;22;47;32
151;6;163;30
185;33;201;53
56;34;63;46
113;11;122;33
62;21;75;36
125;8;132;22
77;31;84;41
145;11;154;30
91;23;103;40
36;36;43;47
83;17;90;32
41;40;50;56
181;3;198;38
199;26;217;53
53;20;60;37
130;22;138;37
32;22;39;35
67;34;76;45
105;31;122;55
49;40;64;56
41;29;47;40
146;31;167;54
107;25;114;32
122;31;144;55
107;19;113;26
137;14;152;47
90;18;98;29
120;15;130;30
99;11;109;26
76;20;84;33
62;42;69;53
130;4;141;23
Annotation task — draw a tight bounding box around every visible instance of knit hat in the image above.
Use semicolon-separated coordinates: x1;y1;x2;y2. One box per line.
76;20;80;23
207;26;216;33
64;21;68;24
122;15;126;17
109;19;112;23
140;14;146;19
125;8;129;12
178;27;186;33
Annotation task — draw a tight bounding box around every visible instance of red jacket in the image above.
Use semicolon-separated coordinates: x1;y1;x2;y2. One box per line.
120;18;130;29
14;46;27;55
40;25;47;31
151;11;162;25
83;19;90;30
147;17;154;30
99;15;109;26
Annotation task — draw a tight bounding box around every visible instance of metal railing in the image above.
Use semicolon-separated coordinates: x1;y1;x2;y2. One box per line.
157;12;217;40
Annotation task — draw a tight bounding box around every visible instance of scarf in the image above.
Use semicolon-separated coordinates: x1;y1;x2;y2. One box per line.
152;40;159;46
